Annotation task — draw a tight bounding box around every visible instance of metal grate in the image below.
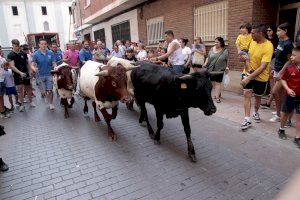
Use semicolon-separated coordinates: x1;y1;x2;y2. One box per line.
147;16;164;45
194;1;228;42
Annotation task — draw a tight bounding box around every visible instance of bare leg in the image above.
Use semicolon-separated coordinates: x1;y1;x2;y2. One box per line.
214;82;222;100
47;91;53;104
244;90;252;118
24;85;33;103
17;85;24;106
254;95;262;113
8;95;13;108
295;114;300;138
0;96;5;113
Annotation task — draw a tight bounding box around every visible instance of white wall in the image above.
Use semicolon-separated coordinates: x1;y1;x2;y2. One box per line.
0;0;72;50
91;9;139;50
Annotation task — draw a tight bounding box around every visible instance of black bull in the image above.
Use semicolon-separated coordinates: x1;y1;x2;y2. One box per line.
131;62;216;162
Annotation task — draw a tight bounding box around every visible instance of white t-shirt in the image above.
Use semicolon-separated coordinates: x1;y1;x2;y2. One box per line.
136;50;147;61
168;39;185;65
182;46;192;61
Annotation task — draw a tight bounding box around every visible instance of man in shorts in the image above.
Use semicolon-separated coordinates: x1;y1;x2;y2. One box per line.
240;24;274;130
7;39;35;112
32;39;57;110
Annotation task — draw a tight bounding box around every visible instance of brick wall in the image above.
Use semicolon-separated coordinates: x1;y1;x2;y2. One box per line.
138;0;279;71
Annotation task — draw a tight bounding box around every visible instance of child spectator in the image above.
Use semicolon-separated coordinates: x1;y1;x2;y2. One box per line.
147;49;155;60
277;46;300;148
236;23;252;74
3;64;17;111
125;48;137;62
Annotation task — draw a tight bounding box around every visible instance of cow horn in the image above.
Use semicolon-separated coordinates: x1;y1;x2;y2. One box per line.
125;65;140;71
95;70;109;76
179;74;193;80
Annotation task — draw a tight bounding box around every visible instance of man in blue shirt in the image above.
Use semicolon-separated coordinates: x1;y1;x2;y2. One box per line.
31;39;57;110
79;41;92;67
51;43;63;65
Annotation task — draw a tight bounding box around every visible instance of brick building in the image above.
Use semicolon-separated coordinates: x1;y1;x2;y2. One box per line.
72;0;300;91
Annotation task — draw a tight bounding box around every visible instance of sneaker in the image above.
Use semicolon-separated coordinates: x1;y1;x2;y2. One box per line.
0;112;10;119
278;129;287;140
272;111;277;115
240;119;252;130
294;138;300;148
284;120;292;128
23;99;27;103
30;102;36;107
15;102;21;107
7;106;14;113
19;105;25;112
49;104;55;110
252;113;261;123
269;115;280;122
0;158;9;172
260;103;270;109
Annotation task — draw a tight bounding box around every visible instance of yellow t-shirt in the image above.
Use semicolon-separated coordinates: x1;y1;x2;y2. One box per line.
235;34;252;51
247;40;274;82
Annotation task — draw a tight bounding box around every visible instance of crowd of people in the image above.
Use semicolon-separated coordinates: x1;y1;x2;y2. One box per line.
0;22;300;171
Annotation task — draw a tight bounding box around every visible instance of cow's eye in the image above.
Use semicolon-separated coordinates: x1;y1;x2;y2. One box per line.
112;81;117;87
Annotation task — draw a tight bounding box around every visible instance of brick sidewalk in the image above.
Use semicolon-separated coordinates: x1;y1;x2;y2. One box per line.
0;92;299;200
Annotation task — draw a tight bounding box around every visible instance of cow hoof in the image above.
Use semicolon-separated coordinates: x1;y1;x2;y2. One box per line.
154;140;161;145
149;133;154;139
189;154;197;163
108;134;117;141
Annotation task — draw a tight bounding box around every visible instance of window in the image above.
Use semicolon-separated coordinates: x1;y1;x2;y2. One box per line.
43;21;49;31
94;29;105;43
12;6;18;16
111;21;131;44
147;17;164;45
68;6;72;15
194;1;228;42
41;6;47;15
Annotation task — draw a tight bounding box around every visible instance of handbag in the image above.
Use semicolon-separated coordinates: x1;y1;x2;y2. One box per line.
207;48;226;75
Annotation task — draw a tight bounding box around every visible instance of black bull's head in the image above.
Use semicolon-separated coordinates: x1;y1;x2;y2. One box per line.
176;72;216;116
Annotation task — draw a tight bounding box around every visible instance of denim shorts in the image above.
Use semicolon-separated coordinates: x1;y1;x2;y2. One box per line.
36;76;53;91
0;82;5;96
171;65;184;74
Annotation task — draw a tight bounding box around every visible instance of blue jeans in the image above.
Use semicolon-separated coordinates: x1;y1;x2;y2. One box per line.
36;75;53;91
171;65;184;74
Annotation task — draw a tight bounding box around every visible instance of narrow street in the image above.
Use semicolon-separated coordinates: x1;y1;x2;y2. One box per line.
0;91;299;200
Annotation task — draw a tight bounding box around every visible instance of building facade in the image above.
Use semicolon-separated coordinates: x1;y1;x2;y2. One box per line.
0;0;74;50
72;0;300;71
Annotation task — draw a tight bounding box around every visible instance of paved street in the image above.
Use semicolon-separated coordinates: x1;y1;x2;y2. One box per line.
0;90;300;200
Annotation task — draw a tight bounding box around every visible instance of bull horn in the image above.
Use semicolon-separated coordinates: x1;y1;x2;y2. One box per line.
95;70;109;76
125;65;140;71
179;74;192;80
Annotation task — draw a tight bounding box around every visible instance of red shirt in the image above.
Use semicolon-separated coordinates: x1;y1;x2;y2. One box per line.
281;65;300;96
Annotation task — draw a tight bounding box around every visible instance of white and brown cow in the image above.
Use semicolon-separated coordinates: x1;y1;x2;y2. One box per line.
79;60;136;140
51;63;75;118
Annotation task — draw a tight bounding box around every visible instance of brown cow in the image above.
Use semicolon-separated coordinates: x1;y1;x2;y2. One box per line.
51;63;75;118
79;60;136;140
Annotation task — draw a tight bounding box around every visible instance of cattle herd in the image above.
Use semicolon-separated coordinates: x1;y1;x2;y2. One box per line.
52;57;216;162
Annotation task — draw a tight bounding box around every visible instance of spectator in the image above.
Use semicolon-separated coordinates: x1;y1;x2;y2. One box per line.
240;24;274;130
79;41;93;67
101;42;110;58
159;48;168;65
151;30;185;74
31;39;57;110
277;46;300;148
0;58;10;118
179;38;192;74
147;49;155;60
93;41;107;63
263;23;294;123
266;24;279;49
125;48;137;62
116;40;126;58
7;39;35;112
3;64;17;111
236;23;252;73
63;43;79;69
136;43;147;61
125;40;131;50
191;37;206;72
51;43;63;65
110;44;123;58
203;37;228;103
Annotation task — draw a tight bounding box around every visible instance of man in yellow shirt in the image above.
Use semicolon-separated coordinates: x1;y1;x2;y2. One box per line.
240;24;274;130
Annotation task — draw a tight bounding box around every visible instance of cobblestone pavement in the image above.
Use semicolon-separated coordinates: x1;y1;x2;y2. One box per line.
0;91;300;200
